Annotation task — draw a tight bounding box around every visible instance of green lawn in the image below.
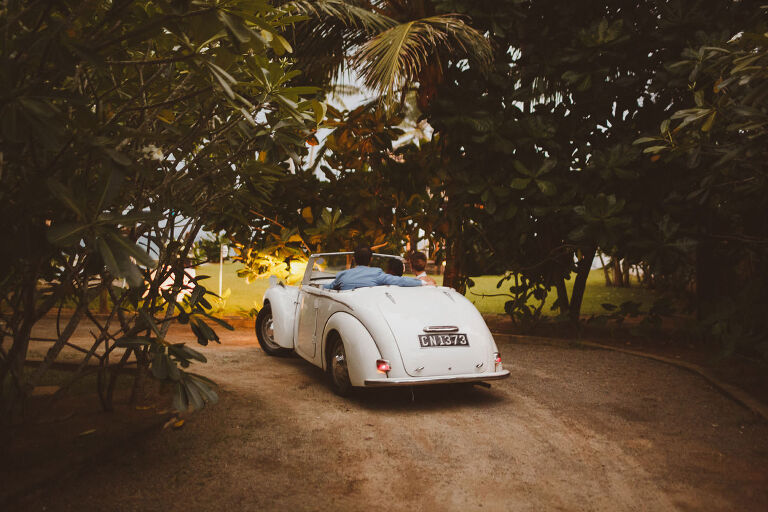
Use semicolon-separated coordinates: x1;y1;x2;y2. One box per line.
201;262;656;318
464;272;657;316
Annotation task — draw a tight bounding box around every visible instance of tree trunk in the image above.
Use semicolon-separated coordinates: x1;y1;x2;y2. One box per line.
408;232;418;254
623;262;631;287
0;278;37;416
555;277;569;315
597;252;612;286
611;258;623;288
99;287;109;314
569;246;597;323
441;235;465;294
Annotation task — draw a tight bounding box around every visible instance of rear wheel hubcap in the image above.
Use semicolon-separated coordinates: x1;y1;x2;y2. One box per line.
260;315;279;349
332;343;350;388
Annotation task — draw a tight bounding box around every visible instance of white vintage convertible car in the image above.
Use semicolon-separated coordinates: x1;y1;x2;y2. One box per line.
255;252;509;395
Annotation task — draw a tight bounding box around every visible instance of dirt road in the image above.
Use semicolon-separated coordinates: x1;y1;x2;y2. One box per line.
13;326;768;511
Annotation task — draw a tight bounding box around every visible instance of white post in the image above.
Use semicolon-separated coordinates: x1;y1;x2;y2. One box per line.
219;242;224;297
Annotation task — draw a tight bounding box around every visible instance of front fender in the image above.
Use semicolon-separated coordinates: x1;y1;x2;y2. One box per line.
263;282;299;349
322;312;382;387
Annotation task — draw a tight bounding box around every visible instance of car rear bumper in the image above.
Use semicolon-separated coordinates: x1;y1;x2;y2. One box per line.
363;369;510;387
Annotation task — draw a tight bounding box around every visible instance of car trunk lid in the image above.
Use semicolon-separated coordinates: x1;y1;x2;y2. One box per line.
374;286;493;377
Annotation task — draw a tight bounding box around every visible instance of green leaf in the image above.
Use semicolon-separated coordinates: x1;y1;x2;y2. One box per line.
201;311;235;331
152;350;169;380
536;180;557;196
183;378;206;410
208;62;236;99
47;222;88;246
95;169;124;213
97;237;120;277
512;160;532;176
47;179;84;218
510;178;531;189
218;11;252;43
140;309;162;337
112;245;144;288
188;375;219;404
701;111;716;132
311;99;326;124
104;231;154;267
271;34;293;56
115;337;153;347
173;382;189;412
537;160;556;176
172;344;207;363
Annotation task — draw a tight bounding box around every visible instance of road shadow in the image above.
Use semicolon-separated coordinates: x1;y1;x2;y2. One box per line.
251;347;510;411
349;383;507;412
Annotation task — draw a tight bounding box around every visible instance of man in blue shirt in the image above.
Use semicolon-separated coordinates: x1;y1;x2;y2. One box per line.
324;246;426;291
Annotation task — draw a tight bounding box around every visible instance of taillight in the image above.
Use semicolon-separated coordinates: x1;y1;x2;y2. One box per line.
493;352;502;371
376;359;391;373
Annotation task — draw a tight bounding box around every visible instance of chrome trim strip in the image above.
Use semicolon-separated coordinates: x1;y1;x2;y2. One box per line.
363;370;510;387
423;326;459;333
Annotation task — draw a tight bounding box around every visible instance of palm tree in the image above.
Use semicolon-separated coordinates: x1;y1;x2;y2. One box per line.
287;0;492;109
284;1;492;290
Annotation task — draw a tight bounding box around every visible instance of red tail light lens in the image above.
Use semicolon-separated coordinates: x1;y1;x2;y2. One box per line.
376;359;391;373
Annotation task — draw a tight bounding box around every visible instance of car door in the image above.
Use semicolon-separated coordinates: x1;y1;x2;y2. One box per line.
295;286;319;361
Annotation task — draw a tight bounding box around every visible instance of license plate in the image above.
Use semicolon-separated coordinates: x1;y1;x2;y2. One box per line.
418;333;470;348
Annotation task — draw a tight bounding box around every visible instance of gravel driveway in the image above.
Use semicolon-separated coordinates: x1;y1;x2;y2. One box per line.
15;326;768;511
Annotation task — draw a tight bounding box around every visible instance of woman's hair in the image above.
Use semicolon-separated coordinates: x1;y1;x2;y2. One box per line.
386;258;404;276
410;251;427;272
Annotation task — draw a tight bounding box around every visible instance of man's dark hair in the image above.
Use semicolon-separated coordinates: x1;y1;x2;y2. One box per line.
386;258;404;276
353;246;372;266
410;251;427;272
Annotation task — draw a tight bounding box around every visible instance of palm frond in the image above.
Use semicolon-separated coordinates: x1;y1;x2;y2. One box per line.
287;0;396;32
350;14;493;104
283;1;396;85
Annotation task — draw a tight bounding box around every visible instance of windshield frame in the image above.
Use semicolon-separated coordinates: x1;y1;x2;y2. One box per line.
302;252;405;287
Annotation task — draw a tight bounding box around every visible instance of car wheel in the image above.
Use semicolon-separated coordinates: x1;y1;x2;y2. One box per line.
328;336;352;396
255;303;291;356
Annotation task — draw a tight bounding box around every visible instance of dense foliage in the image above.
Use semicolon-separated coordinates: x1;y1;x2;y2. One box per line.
423;0;764;336
0;0;320;418
638;19;768;356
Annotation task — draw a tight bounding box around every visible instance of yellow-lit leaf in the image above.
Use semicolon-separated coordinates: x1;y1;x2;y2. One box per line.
157;109;175;123
301;207;313;223
311;100;327;124
272;34;292;56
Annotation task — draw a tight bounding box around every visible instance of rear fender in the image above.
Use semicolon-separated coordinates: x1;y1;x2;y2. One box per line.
323;312;382;387
263;283;299;349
